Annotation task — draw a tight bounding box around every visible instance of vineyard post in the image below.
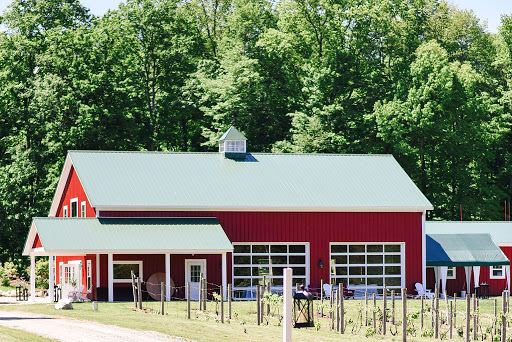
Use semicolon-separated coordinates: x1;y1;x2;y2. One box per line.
365;290;368;326
199;274;203;311
228;283;232;320
131;272;137;309
434;287;439;339
494;298;497;336
137;276;142;310
449;300;453;340
391;290;396;325
335;290;340;332
340;283;345;334
465;294;470;342
420;295;424;331
372;293;377;331
454;294;457;329
402;288;407;342
160;282;165;315
382;285;387;335
473;294;477;340
330;287;334;330
256;285;261;325
220;284;224;323
320;279;324;317
266;282;271;316
187;282;191;319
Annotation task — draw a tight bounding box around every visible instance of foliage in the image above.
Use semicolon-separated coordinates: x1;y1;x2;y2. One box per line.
35;258;48;289
1;0;512;263
0;261;18;286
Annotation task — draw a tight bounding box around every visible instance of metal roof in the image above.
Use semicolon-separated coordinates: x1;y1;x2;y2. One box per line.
68;151;433;211
219;126;247;141
24;217;233;255
426;233;509;266
426;221;512;245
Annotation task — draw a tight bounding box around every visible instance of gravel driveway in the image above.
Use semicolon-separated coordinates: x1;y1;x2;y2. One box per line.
0;310;183;342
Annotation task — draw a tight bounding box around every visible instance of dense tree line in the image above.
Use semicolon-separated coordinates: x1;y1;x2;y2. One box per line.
1;0;512;263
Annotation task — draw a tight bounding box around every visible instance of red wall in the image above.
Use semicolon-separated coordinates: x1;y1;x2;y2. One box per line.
100;211;423;293
426;246;512;296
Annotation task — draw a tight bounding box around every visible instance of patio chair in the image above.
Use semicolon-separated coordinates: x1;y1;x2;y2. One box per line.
414;282;434;299
323;283;332;299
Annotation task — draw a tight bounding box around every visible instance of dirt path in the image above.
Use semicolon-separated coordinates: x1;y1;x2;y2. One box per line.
0;310;183;342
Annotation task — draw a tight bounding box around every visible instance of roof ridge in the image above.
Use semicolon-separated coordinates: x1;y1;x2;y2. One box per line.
68;150;394;157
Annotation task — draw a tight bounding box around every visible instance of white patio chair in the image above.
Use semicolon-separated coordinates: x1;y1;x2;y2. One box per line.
414;282;434;299
323;283;332;299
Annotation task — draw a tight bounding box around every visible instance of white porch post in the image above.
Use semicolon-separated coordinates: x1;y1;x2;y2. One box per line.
48;255;55;302
422;211;427;290
96;254;100;289
30;254;36;301
506;265;511;293
108;253;113;302
440;266;448;298
165;253;171;301
464;266;472;295
434;266;440;291
473;266;481;289
283;267;293;342
221;252;227;298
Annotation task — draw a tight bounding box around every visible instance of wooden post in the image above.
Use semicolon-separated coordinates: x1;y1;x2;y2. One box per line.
382;286;387;335
420;295;424;331
187;282;191;319
220;285;224;323
256;285;261;325
320;279;324;317
266;282;271;316
434;288;439;339
228;283;232;320
454;293;457;329
340;283;345;334
330;286;334;330
335;290;340;332
372;293;377;331
494;298;498;336
472;293;477;340
198;275;203;311
449;301;453;340
137;276;142;310
402;288;407;342
431;293;435;329
502;291;507;342
131;272;137;309
465;294;470;342
391;290;395;325
160;282;165;315
203;279;207;311
365;290;368;326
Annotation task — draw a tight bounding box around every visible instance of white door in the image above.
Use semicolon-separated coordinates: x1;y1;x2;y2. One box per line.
61;263;81;299
185;259;206;300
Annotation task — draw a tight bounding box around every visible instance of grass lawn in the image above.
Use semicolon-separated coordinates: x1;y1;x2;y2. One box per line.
0;297;507;341
0;325;55;342
0;286;15;292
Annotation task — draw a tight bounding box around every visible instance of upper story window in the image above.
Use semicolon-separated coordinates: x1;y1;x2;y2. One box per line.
70;198;78;217
446;266;456;279
218;126;247;156
63;206;68;217
81;201;86;217
224;140;246;153
490;265;505;279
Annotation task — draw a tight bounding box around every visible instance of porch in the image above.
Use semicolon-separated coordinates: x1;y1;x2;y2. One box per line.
22;217;233;302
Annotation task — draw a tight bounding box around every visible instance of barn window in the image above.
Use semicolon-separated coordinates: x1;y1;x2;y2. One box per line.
232;243;309;299
63;206;68;217
86;260;92;291
490;265;505;279
81;201;86;217
446;266;456;279
113;261;143;283
70;198;78;217
330;243;404;294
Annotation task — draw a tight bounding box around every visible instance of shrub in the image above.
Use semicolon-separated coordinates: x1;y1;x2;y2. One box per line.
0;261;18;286
35;259;49;289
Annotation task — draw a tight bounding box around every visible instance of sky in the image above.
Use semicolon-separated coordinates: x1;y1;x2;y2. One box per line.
0;0;511;33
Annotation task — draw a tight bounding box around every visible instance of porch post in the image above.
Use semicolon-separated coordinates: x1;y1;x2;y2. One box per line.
222;252;227;298
48;255;55;302
165;253;171;301
30;254;36;301
440;266;447;298
96;254;100;289
108;253;113;302
464;266;472;295
473;266;480;290
506;265;511;293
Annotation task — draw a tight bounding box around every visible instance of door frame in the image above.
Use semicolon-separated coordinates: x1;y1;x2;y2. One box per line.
185;259;207;299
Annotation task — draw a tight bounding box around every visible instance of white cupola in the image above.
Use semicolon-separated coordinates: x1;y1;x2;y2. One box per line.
219;126;247;159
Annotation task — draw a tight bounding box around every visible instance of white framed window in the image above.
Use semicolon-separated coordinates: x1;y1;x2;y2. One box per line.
70;198;78;217
446;266;456;280
490;265;505;279
81;201;86;218
330;243;405;294
232;243;309;300
113;261;143;283
224;140;246;153
63;205;68;218
86;260;92;291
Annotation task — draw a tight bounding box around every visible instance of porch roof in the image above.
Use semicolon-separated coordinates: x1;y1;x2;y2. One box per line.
426;233;509;267
23;217;233;255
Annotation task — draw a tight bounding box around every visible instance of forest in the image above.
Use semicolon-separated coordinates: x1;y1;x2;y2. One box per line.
0;0;512;264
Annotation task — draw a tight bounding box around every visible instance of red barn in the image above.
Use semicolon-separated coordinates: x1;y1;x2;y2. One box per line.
23;127;433;302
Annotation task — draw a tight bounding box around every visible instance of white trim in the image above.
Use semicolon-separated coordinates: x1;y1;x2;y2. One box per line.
96;205;432;213
29;248;232;255
81;201;87;218
112;260;143;283
22;223;38;256
329;242;406;290
63;206;68;218
165;253;171;301
30;254;36;301
185;259;207;300
48;255;54;301
422;211;426;290
490;265;506;279
446;266;456;280
96;254;100;288
107;254;113;302
70;198;78;217
222;252;227;298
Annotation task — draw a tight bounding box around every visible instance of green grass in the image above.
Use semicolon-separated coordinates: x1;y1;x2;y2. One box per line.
0;285;15;292
0;297;507;341
0;325;55;342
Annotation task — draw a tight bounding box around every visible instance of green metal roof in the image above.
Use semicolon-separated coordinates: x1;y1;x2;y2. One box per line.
426;221;512;245
426;233;509;266
26;217;233;254
219;126;247;141
68;151;433;211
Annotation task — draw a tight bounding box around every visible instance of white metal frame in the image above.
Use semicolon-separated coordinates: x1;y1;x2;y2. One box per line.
231;242;310;299
63;205;68;218
329;242;406;290
490;265;506;279
81;201;86;218
70;198;78;217
112;260;143;283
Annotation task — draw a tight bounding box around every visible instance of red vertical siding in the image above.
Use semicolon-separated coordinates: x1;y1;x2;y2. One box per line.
100;211;423;293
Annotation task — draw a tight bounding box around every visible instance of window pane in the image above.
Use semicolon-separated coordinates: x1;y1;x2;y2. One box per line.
71;201;78;217
234;256;250;264
289;245;305;253
349;266;365;276
271;245;287;253
367;255;383;264
331;245;347;253
252;267;269;276
234;278;250;287
385;245;401;252
113;264;139;280
349;245;365;253
333;277;348;286
234;245;250;253
272;267;284;276
350;277;365;285
334;267;348;275
293;278;306;285
385;266;401;275
349;255;365;264
367;277;383;286
234;267;251;276
385;277;401;286
367;245;383;253
252;245;269;253
385;255;401;264
289;256;305;264
270;256;287;264
252;255;269;264
332;255;347;264
292;267;306;276
272;278;283;286
367;266;383;275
